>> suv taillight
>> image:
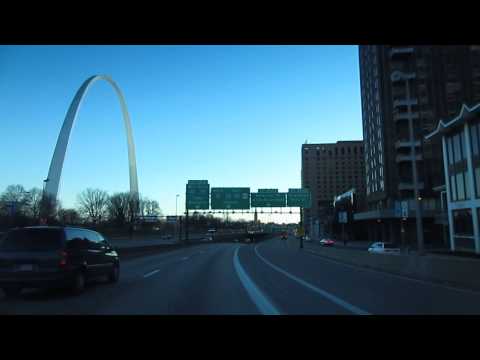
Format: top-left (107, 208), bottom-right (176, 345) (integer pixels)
top-left (59, 251), bottom-right (68, 267)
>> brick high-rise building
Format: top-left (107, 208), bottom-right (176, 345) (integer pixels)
top-left (356, 45), bottom-right (480, 246)
top-left (302, 141), bottom-right (366, 238)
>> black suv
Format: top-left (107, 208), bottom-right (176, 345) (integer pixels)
top-left (0, 226), bottom-right (120, 297)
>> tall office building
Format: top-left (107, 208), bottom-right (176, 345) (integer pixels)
top-left (357, 45), bottom-right (480, 245)
top-left (302, 141), bottom-right (366, 238)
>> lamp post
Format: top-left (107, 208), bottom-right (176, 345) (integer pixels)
top-left (175, 194), bottom-right (179, 242)
top-left (393, 70), bottom-right (425, 255)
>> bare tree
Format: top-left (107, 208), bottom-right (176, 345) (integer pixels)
top-left (24, 187), bottom-right (43, 219)
top-left (0, 184), bottom-right (29, 215)
top-left (144, 199), bottom-right (161, 216)
top-left (58, 208), bottom-right (81, 225)
top-left (107, 192), bottom-right (130, 226)
top-left (77, 188), bottom-right (109, 224)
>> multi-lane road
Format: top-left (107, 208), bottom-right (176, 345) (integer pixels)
top-left (1, 237), bottom-right (480, 315)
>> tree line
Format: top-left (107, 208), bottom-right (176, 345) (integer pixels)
top-left (0, 184), bottom-right (162, 229)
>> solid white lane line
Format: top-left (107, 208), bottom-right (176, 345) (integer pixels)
top-left (143, 269), bottom-right (161, 278)
top-left (254, 244), bottom-right (371, 315)
top-left (233, 246), bottom-right (281, 315)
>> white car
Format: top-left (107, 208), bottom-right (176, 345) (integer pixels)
top-left (368, 242), bottom-right (400, 255)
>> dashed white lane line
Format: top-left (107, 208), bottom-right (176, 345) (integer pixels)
top-left (181, 257), bottom-right (189, 261)
top-left (254, 244), bottom-right (371, 315)
top-left (143, 269), bottom-right (161, 278)
top-left (233, 246), bottom-right (281, 315)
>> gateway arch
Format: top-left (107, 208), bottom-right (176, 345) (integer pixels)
top-left (45, 75), bottom-right (139, 200)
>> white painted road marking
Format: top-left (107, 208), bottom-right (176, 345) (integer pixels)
top-left (143, 269), bottom-right (161, 278)
top-left (181, 257), bottom-right (189, 261)
top-left (233, 246), bottom-right (281, 315)
top-left (254, 244), bottom-right (371, 315)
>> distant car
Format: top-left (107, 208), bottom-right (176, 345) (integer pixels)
top-left (368, 242), bottom-right (400, 255)
top-left (304, 235), bottom-right (311, 242)
top-left (319, 238), bottom-right (335, 246)
top-left (0, 226), bottom-right (120, 298)
top-left (281, 232), bottom-right (288, 240)
top-left (203, 235), bottom-right (213, 242)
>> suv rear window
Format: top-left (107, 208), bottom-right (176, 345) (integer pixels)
top-left (0, 228), bottom-right (64, 252)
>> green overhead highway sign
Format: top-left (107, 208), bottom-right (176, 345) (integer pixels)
top-left (186, 180), bottom-right (210, 210)
top-left (211, 187), bottom-right (250, 209)
top-left (287, 188), bottom-right (311, 208)
top-left (258, 189), bottom-right (278, 193)
top-left (251, 192), bottom-right (286, 207)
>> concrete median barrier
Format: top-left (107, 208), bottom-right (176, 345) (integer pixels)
top-left (306, 244), bottom-right (480, 291)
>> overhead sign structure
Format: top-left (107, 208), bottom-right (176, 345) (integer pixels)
top-left (211, 187), bottom-right (250, 209)
top-left (287, 188), bottom-right (312, 208)
top-left (251, 191), bottom-right (286, 207)
top-left (186, 180), bottom-right (209, 210)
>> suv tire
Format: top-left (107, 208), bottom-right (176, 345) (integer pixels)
top-left (107, 264), bottom-right (120, 283)
top-left (71, 271), bottom-right (86, 295)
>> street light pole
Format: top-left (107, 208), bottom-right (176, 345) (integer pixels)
top-left (175, 194), bottom-right (179, 243)
top-left (405, 77), bottom-right (425, 255)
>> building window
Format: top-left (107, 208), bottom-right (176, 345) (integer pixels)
top-left (451, 174), bottom-right (457, 201)
top-left (471, 123), bottom-right (480, 157)
top-left (453, 133), bottom-right (462, 163)
top-left (465, 172), bottom-right (471, 200)
top-left (475, 167), bottom-right (480, 198)
top-left (453, 210), bottom-right (473, 236)
top-left (456, 172), bottom-right (466, 201)
top-left (447, 136), bottom-right (454, 165)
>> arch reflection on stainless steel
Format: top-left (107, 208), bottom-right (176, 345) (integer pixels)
top-left (45, 75), bottom-right (139, 200)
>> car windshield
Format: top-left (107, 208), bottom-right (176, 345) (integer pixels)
top-left (0, 229), bottom-right (63, 252)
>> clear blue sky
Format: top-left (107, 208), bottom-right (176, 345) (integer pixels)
top-left (0, 45), bottom-right (362, 222)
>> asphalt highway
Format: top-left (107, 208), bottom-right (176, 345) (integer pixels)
top-left (1, 237), bottom-right (480, 315)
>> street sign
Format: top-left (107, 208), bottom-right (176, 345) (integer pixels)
top-left (401, 201), bottom-right (409, 218)
top-left (251, 192), bottom-right (286, 207)
top-left (338, 211), bottom-right (348, 223)
top-left (211, 187), bottom-right (250, 209)
top-left (166, 216), bottom-right (178, 224)
top-left (186, 180), bottom-right (210, 210)
top-left (287, 188), bottom-right (311, 208)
